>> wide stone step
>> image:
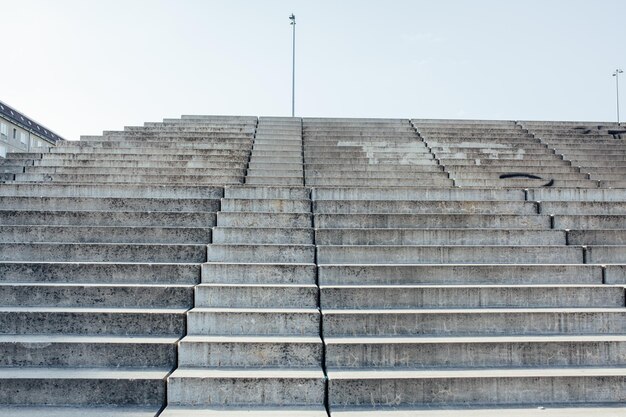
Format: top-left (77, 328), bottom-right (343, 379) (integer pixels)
top-left (555, 215), bottom-right (626, 229)
top-left (24, 166), bottom-right (246, 176)
top-left (220, 200), bottom-right (308, 215)
top-left (313, 200), bottom-right (537, 214)
top-left (13, 173), bottom-right (244, 185)
top-left (0, 210), bottom-right (215, 227)
top-left (29, 153), bottom-right (250, 162)
top-left (0, 184), bottom-right (224, 199)
top-left (0, 242), bottom-right (206, 263)
top-left (304, 164), bottom-right (443, 172)
top-left (305, 171), bottom-right (447, 179)
top-left (587, 246), bottom-right (626, 263)
top-left (322, 308), bottom-right (626, 336)
top-left (0, 196), bottom-right (220, 212)
top-left (569, 230), bottom-right (626, 245)
top-left (167, 368), bottom-right (325, 407)
top-left (540, 201), bottom-right (626, 215)
top-left (207, 244), bottom-right (314, 263)
top-left (316, 245), bottom-right (582, 264)
top-left (0, 225), bottom-right (212, 244)
top-left (201, 263), bottom-right (316, 285)
top-left (195, 284), bottom-right (318, 308)
top-left (187, 308), bottom-right (320, 335)
top-left (306, 178), bottom-right (452, 187)
top-left (439, 159), bottom-right (567, 167)
top-left (0, 334), bottom-right (177, 367)
top-left (33, 159), bottom-right (244, 169)
top-left (452, 172), bottom-right (587, 181)
top-left (320, 284), bottom-right (623, 308)
top-left (0, 283), bottom-right (192, 308)
top-left (0, 367), bottom-right (168, 406)
top-left (315, 228), bottom-right (564, 245)
top-left (325, 335), bottom-right (626, 368)
top-left (453, 179), bottom-right (596, 188)
top-left (0, 405), bottom-right (160, 416)
top-left (177, 335), bottom-right (322, 368)
top-left (0, 307), bottom-right (186, 335)
top-left (245, 177), bottom-right (304, 186)
top-left (312, 187), bottom-right (525, 201)
top-left (217, 212), bottom-right (312, 228)
top-left (528, 188), bottom-right (626, 202)
top-left (212, 227), bottom-right (313, 244)
top-left (160, 406), bottom-right (327, 416)
top-left (327, 367), bottom-right (626, 408)
top-left (314, 213), bottom-right (549, 229)
top-left (0, 262), bottom-right (200, 284)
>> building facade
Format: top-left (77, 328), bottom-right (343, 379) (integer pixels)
top-left (0, 100), bottom-right (64, 157)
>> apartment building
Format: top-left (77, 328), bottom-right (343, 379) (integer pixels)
top-left (0, 100), bottom-right (63, 157)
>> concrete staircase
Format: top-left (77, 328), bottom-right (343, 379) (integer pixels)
top-left (1, 116), bottom-right (626, 415)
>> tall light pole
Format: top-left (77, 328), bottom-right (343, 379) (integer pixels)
top-left (289, 13), bottom-right (296, 117)
top-left (614, 68), bottom-right (624, 125)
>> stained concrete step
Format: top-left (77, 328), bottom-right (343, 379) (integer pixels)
top-left (313, 200), bottom-right (537, 214)
top-left (224, 186), bottom-right (309, 200)
top-left (0, 262), bottom-right (201, 285)
top-left (327, 367), bottom-right (626, 408)
top-left (245, 177), bottom-right (304, 186)
top-left (319, 264), bottom-right (602, 286)
top-left (201, 263), bottom-right (316, 285)
top-left (0, 183), bottom-right (224, 199)
top-left (320, 285), bottom-right (623, 308)
top-left (0, 405), bottom-right (161, 416)
top-left (312, 187), bottom-right (525, 201)
top-left (27, 153), bottom-right (250, 162)
top-left (316, 245), bottom-right (582, 264)
top-left (187, 308), bottom-right (320, 335)
top-left (0, 196), bottom-right (221, 212)
top-left (439, 159), bottom-right (568, 167)
top-left (195, 284), bottom-right (317, 308)
top-left (0, 367), bottom-right (168, 406)
top-left (217, 212), bottom-right (312, 228)
top-left (0, 210), bottom-right (216, 227)
top-left (177, 335), bottom-right (322, 368)
top-left (453, 179), bottom-right (597, 188)
top-left (314, 213), bottom-right (550, 229)
top-left (325, 335), bottom-right (626, 368)
top-left (167, 368), bottom-right (325, 407)
top-left (221, 198), bottom-right (310, 213)
top-left (0, 307), bottom-right (186, 335)
top-left (555, 215), bottom-right (626, 229)
top-left (322, 308), bottom-right (626, 336)
top-left (528, 188), bottom-right (626, 202)
top-left (0, 226), bottom-right (212, 244)
top-left (451, 172), bottom-right (588, 181)
top-left (207, 244), bottom-right (314, 263)
top-left (0, 283), bottom-right (192, 308)
top-left (33, 159), bottom-right (244, 169)
top-left (304, 164), bottom-right (443, 172)
top-left (329, 406), bottom-right (626, 416)
top-left (306, 178), bottom-right (452, 187)
top-left (212, 227), bottom-right (313, 244)
top-left (305, 171), bottom-right (447, 179)
top-left (13, 173), bottom-right (244, 185)
top-left (569, 230), bottom-right (626, 245)
top-left (539, 201), bottom-right (626, 215)
top-left (0, 334), bottom-right (178, 367)
top-left (24, 166), bottom-right (246, 176)
top-left (587, 246), bottom-right (626, 263)
top-left (315, 228), bottom-right (564, 245)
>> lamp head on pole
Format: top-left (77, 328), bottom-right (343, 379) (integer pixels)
top-left (614, 69), bottom-right (624, 77)
top-left (289, 13), bottom-right (296, 25)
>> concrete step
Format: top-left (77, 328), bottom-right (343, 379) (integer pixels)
top-left (305, 178), bottom-right (452, 187)
top-left (0, 225), bottom-right (212, 244)
top-left (312, 187), bottom-right (525, 201)
top-left (587, 246), bottom-right (626, 263)
top-left (0, 196), bottom-right (220, 212)
top-left (439, 159), bottom-right (568, 167)
top-left (177, 335), bottom-right (322, 368)
top-left (314, 213), bottom-right (549, 229)
top-left (322, 308), bottom-right (626, 336)
top-left (0, 183), bottom-right (224, 199)
top-left (0, 242), bottom-right (206, 263)
top-left (327, 367), bottom-right (626, 408)
top-left (312, 200), bottom-right (537, 214)
top-left (328, 406), bottom-right (626, 416)
top-left (305, 171), bottom-right (448, 179)
top-left (0, 283), bottom-right (192, 308)
top-left (451, 172), bottom-right (587, 181)
top-left (0, 405), bottom-right (161, 416)
top-left (207, 244), bottom-right (314, 263)
top-left (317, 264), bottom-right (601, 285)
top-left (245, 177), bottom-right (304, 186)
top-left (246, 169), bottom-right (304, 177)
top-left (221, 198), bottom-right (310, 213)
top-left (217, 212), bottom-right (312, 228)
top-left (0, 367), bottom-right (168, 406)
top-left (201, 263), bottom-right (316, 285)
top-left (569, 230), bottom-right (626, 245)
top-left (30, 153), bottom-right (250, 162)
top-left (320, 285), bottom-right (623, 308)
top-left (0, 307), bottom-right (186, 335)
top-left (0, 334), bottom-right (177, 367)
top-left (304, 164), bottom-right (443, 172)
top-left (24, 166), bottom-right (246, 176)
top-left (540, 201), bottom-right (626, 215)
top-left (224, 186), bottom-right (309, 200)
top-left (453, 179), bottom-right (596, 188)
top-left (248, 163), bottom-right (303, 170)
top-left (160, 406), bottom-right (327, 416)
top-left (187, 308), bottom-right (320, 335)
top-left (212, 227), bottom-right (313, 244)
top-left (195, 284), bottom-right (318, 308)
top-left (528, 188), bottom-right (626, 202)
top-left (167, 368), bottom-right (325, 407)
top-left (325, 335), bottom-right (626, 368)
top-left (0, 210), bottom-right (215, 227)
top-left (33, 159), bottom-right (244, 169)
top-left (315, 229), bottom-right (565, 245)
top-left (0, 262), bottom-right (200, 284)
top-left (12, 173), bottom-right (244, 185)
top-left (555, 215), bottom-right (626, 229)
top-left (316, 245), bottom-right (582, 264)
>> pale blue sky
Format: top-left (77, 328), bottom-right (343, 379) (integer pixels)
top-left (2, 0), bottom-right (625, 140)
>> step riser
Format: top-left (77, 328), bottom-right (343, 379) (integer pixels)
top-left (212, 228), bottom-right (313, 244)
top-left (195, 286), bottom-right (318, 308)
top-left (207, 246), bottom-right (314, 263)
top-left (314, 214), bottom-right (549, 229)
top-left (0, 212), bottom-right (216, 227)
top-left (187, 311), bottom-right (320, 336)
top-left (217, 213), bottom-right (311, 228)
top-left (202, 264), bottom-right (316, 285)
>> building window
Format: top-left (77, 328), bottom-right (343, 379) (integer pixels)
top-left (12, 128), bottom-right (16, 140)
top-left (0, 145), bottom-right (6, 158)
top-left (20, 131), bottom-right (27, 144)
top-left (0, 123), bottom-right (7, 138)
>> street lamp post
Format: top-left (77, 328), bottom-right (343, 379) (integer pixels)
top-left (613, 68), bottom-right (624, 125)
top-left (289, 13), bottom-right (296, 117)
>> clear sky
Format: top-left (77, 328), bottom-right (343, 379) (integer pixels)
top-left (2, 0), bottom-right (625, 140)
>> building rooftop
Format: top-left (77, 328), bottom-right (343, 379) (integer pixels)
top-left (0, 99), bottom-right (65, 143)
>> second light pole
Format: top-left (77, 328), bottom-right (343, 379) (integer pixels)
top-left (289, 13), bottom-right (296, 117)
top-left (614, 68), bottom-right (623, 125)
